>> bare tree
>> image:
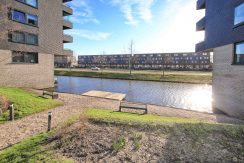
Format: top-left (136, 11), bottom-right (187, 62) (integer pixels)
top-left (128, 40), bottom-right (135, 75)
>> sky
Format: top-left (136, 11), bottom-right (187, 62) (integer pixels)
top-left (64, 0), bottom-right (205, 56)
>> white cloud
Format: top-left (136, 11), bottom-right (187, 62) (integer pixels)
top-left (67, 0), bottom-right (100, 25)
top-left (66, 29), bottom-right (112, 41)
top-left (111, 0), bottom-right (156, 26)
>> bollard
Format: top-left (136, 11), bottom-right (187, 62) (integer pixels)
top-left (47, 112), bottom-right (52, 132)
top-left (9, 104), bottom-right (14, 121)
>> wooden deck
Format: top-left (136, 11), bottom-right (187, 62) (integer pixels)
top-left (82, 90), bottom-right (126, 101)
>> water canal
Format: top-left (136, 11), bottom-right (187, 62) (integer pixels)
top-left (56, 76), bottom-right (212, 113)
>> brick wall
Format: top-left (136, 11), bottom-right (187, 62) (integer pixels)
top-left (0, 0), bottom-right (64, 55)
top-left (0, 50), bottom-right (54, 89)
top-left (213, 44), bottom-right (244, 119)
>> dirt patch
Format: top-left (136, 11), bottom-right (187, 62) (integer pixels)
top-left (49, 121), bottom-right (244, 163)
top-left (0, 95), bottom-right (10, 115)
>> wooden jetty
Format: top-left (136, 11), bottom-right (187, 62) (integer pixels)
top-left (82, 90), bottom-right (126, 101)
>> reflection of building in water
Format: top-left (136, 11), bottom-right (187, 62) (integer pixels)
top-left (78, 52), bottom-right (212, 70)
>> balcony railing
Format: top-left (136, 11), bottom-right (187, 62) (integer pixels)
top-left (63, 4), bottom-right (73, 16)
top-left (196, 17), bottom-right (205, 31)
top-left (197, 0), bottom-right (206, 10)
top-left (63, 49), bottom-right (73, 56)
top-left (63, 34), bottom-right (73, 43)
top-left (63, 0), bottom-right (72, 3)
top-left (63, 19), bottom-right (73, 30)
top-left (195, 41), bottom-right (205, 52)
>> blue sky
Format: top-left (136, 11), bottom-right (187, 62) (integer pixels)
top-left (65, 0), bottom-right (205, 56)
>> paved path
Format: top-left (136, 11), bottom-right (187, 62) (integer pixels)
top-left (0, 92), bottom-right (243, 150)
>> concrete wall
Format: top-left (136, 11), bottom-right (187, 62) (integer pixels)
top-left (196, 0), bottom-right (244, 52)
top-left (213, 44), bottom-right (244, 119)
top-left (0, 50), bottom-right (54, 89)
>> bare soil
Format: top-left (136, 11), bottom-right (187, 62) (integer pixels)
top-left (50, 121), bottom-right (244, 163)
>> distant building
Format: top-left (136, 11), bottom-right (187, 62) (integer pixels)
top-left (54, 50), bottom-right (73, 68)
top-left (196, 0), bottom-right (244, 119)
top-left (78, 52), bottom-right (212, 70)
top-left (0, 0), bottom-right (73, 88)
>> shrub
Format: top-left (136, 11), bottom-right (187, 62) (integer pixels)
top-left (0, 95), bottom-right (10, 115)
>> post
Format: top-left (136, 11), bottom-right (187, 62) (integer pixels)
top-left (47, 112), bottom-right (52, 132)
top-left (9, 104), bottom-right (14, 121)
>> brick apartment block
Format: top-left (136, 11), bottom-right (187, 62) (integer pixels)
top-left (0, 0), bottom-right (73, 88)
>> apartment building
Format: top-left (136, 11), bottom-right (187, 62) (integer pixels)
top-left (196, 0), bottom-right (244, 119)
top-left (0, 0), bottom-right (73, 88)
top-left (78, 52), bottom-right (212, 70)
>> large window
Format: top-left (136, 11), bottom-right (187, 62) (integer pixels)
top-left (235, 42), bottom-right (244, 64)
top-left (12, 10), bottom-right (26, 24)
top-left (235, 3), bottom-right (244, 25)
top-left (26, 33), bottom-right (38, 45)
top-left (11, 32), bottom-right (25, 43)
top-left (12, 51), bottom-right (38, 63)
top-left (16, 0), bottom-right (38, 8)
top-left (11, 10), bottom-right (38, 27)
top-left (10, 31), bottom-right (38, 45)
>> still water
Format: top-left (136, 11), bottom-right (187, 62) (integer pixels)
top-left (56, 76), bottom-right (212, 113)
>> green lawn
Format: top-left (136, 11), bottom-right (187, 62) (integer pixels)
top-left (86, 108), bottom-right (210, 125)
top-left (86, 109), bottom-right (244, 142)
top-left (55, 69), bottom-right (212, 84)
top-left (0, 87), bottom-right (63, 123)
top-left (0, 131), bottom-right (72, 163)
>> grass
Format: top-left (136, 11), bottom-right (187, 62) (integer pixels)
top-left (85, 108), bottom-right (210, 125)
top-left (1, 109), bottom-right (243, 162)
top-left (0, 128), bottom-right (74, 163)
top-left (86, 109), bottom-right (244, 142)
top-left (132, 133), bottom-right (143, 150)
top-left (0, 87), bottom-right (63, 123)
top-left (112, 137), bottom-right (126, 152)
top-left (55, 69), bottom-right (212, 84)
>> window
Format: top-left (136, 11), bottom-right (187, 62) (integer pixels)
top-left (235, 42), bottom-right (244, 64)
top-left (10, 31), bottom-right (38, 45)
top-left (26, 33), bottom-right (38, 45)
top-left (26, 14), bottom-right (38, 26)
top-left (235, 3), bottom-right (244, 25)
top-left (11, 32), bottom-right (25, 43)
top-left (12, 10), bottom-right (26, 23)
top-left (16, 0), bottom-right (38, 8)
top-left (12, 51), bottom-right (38, 63)
top-left (11, 10), bottom-right (38, 27)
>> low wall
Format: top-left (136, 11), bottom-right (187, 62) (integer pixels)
top-left (0, 50), bottom-right (54, 89)
top-left (213, 44), bottom-right (244, 119)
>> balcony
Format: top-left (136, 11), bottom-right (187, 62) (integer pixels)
top-left (197, 0), bottom-right (206, 10)
top-left (195, 41), bottom-right (205, 52)
top-left (63, 49), bottom-right (73, 56)
top-left (63, 34), bottom-right (73, 43)
top-left (63, 0), bottom-right (72, 3)
top-left (196, 17), bottom-right (205, 31)
top-left (63, 5), bottom-right (73, 16)
top-left (63, 19), bottom-right (73, 30)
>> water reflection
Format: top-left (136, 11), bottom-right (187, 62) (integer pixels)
top-left (56, 76), bottom-right (212, 113)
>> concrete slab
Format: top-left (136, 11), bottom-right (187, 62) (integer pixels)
top-left (82, 90), bottom-right (126, 101)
